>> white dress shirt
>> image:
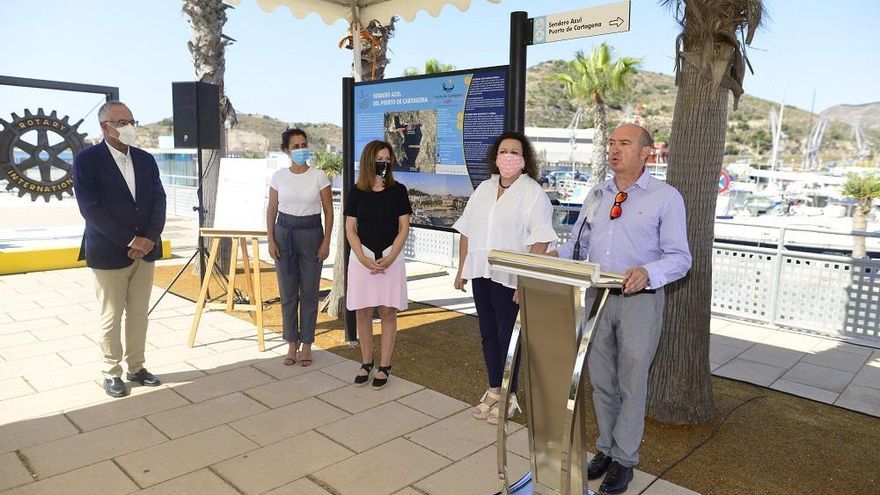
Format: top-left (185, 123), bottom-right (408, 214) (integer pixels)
top-left (453, 174), bottom-right (557, 288)
top-left (105, 141), bottom-right (136, 201)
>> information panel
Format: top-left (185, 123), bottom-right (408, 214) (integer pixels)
top-left (353, 66), bottom-right (508, 229)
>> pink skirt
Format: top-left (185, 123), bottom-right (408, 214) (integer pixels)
top-left (346, 247), bottom-right (408, 311)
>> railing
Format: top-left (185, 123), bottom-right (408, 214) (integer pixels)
top-left (164, 172), bottom-right (880, 347)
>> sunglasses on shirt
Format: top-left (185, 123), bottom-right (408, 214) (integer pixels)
top-left (610, 191), bottom-right (628, 220)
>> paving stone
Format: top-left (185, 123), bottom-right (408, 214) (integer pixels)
top-left (713, 358), bottom-right (787, 387)
top-left (264, 478), bottom-right (334, 495)
top-left (0, 353), bottom-right (69, 381)
top-left (230, 397), bottom-right (349, 446)
top-left (67, 386), bottom-right (191, 431)
top-left (135, 468), bottom-right (240, 495)
top-left (779, 362), bottom-right (855, 393)
top-left (244, 369), bottom-right (347, 409)
top-left (737, 343), bottom-right (805, 369)
top-left (253, 348), bottom-right (344, 380)
top-left (0, 317), bottom-right (66, 336)
top-left (0, 414), bottom-right (79, 454)
top-left (396, 388), bottom-right (469, 419)
top-left (0, 452), bottom-right (33, 492)
top-left (0, 332), bottom-right (39, 349)
top-left (836, 384), bottom-right (880, 416)
top-left (213, 430), bottom-right (353, 494)
top-left (770, 379), bottom-right (840, 404)
top-left (406, 409), bottom-right (523, 461)
top-left (1, 335), bottom-right (93, 362)
top-left (313, 438), bottom-right (450, 495)
top-left (319, 379), bottom-right (424, 414)
top-left (148, 392), bottom-right (268, 438)
top-left (0, 377), bottom-right (34, 400)
top-left (318, 401), bottom-right (435, 452)
top-left (414, 444), bottom-right (530, 495)
top-left (22, 418), bottom-right (166, 478)
top-left (170, 366), bottom-right (274, 403)
top-left (115, 425), bottom-right (258, 487)
top-left (0, 381), bottom-right (105, 424)
top-left (25, 361), bottom-right (104, 391)
top-left (850, 361), bottom-right (880, 390)
top-left (1, 461), bottom-right (137, 495)
top-left (801, 347), bottom-right (871, 373)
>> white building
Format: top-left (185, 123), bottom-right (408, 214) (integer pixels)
top-left (524, 126), bottom-right (595, 169)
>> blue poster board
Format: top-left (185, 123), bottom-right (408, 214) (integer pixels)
top-left (353, 66), bottom-right (509, 230)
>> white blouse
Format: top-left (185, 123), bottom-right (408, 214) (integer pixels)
top-left (453, 174), bottom-right (557, 288)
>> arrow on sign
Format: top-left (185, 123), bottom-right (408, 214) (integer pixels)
top-left (609, 16), bottom-right (624, 27)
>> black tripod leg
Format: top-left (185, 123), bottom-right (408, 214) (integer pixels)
top-left (148, 249), bottom-right (200, 315)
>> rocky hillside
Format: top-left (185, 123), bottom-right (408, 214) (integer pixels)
top-left (139, 60), bottom-right (877, 165)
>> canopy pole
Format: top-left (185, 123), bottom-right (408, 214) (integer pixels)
top-left (351, 4), bottom-right (363, 81)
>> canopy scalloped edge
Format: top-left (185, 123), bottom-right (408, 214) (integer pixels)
top-left (226, 0), bottom-right (503, 25)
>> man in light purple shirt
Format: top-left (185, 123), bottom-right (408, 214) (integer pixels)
top-left (549, 124), bottom-right (691, 494)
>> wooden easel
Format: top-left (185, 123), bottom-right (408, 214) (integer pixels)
top-left (188, 228), bottom-right (268, 351)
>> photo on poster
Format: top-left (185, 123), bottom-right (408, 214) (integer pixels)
top-left (395, 172), bottom-right (473, 228)
top-left (384, 110), bottom-right (437, 173)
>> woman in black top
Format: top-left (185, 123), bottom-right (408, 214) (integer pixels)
top-left (344, 140), bottom-right (413, 389)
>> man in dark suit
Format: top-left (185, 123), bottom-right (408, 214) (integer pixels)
top-left (73, 101), bottom-right (166, 398)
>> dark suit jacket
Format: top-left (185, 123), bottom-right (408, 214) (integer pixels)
top-left (73, 141), bottom-right (167, 269)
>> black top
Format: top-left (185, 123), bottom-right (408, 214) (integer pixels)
top-left (344, 183), bottom-right (413, 255)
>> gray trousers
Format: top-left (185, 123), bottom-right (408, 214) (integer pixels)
top-left (587, 288), bottom-right (665, 467)
top-left (274, 213), bottom-right (323, 344)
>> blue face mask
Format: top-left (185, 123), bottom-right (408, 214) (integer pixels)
top-left (290, 148), bottom-right (310, 164)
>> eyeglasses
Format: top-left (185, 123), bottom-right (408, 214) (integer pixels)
top-left (610, 191), bottom-right (628, 220)
top-left (101, 119), bottom-right (139, 127)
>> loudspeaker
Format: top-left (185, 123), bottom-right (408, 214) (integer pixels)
top-left (172, 81), bottom-right (221, 149)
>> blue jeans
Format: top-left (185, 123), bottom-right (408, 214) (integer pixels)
top-left (274, 213), bottom-right (323, 344)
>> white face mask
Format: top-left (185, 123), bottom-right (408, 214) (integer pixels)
top-left (113, 124), bottom-right (137, 146)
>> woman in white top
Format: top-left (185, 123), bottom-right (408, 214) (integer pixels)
top-left (267, 128), bottom-right (333, 367)
top-left (452, 131), bottom-right (557, 424)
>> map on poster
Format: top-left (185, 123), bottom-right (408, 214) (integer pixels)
top-left (353, 66), bottom-right (508, 230)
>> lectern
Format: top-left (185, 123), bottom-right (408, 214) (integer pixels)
top-left (487, 250), bottom-right (623, 495)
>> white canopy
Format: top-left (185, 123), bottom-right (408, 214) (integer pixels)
top-left (226, 0), bottom-right (503, 24)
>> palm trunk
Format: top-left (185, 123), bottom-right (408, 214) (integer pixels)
top-left (326, 200), bottom-right (346, 318)
top-left (183, 0), bottom-right (235, 274)
top-left (647, 61), bottom-right (718, 423)
top-left (852, 201), bottom-right (869, 258)
top-left (591, 94), bottom-right (607, 185)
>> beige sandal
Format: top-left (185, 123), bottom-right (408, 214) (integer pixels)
top-left (471, 390), bottom-right (500, 419)
top-left (487, 393), bottom-right (521, 425)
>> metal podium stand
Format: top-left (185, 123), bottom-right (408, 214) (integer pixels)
top-left (487, 250), bottom-right (623, 495)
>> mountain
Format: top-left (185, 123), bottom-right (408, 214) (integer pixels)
top-left (821, 102), bottom-right (880, 131)
top-left (138, 60), bottom-right (878, 165)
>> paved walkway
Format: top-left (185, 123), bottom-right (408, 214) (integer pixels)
top-left (0, 263), bottom-right (695, 495)
top-left (402, 260), bottom-right (880, 418)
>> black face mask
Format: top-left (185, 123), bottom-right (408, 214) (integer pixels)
top-left (375, 160), bottom-right (391, 178)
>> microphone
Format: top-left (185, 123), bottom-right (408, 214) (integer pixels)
top-left (572, 188), bottom-right (603, 261)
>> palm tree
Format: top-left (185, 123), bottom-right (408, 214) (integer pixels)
top-left (554, 43), bottom-right (640, 184)
top-left (648, 0), bottom-right (764, 424)
top-left (341, 18), bottom-right (397, 81)
top-left (182, 0), bottom-right (237, 273)
top-left (403, 58), bottom-right (457, 76)
top-left (325, 17), bottom-right (396, 320)
top-left (843, 173), bottom-right (880, 258)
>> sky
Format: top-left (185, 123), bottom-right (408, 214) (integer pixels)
top-left (2, 0), bottom-right (878, 140)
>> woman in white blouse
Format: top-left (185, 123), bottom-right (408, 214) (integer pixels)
top-left (452, 131), bottom-right (557, 424)
top-left (267, 128), bottom-right (333, 368)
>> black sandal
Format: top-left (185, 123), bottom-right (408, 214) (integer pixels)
top-left (371, 365), bottom-right (392, 389)
top-left (354, 362), bottom-right (374, 386)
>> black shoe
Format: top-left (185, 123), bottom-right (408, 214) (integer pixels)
top-left (587, 451), bottom-right (613, 480)
top-left (104, 377), bottom-right (129, 398)
top-left (354, 362), bottom-right (374, 386)
top-left (371, 365), bottom-right (392, 390)
top-left (599, 461), bottom-right (633, 494)
top-left (126, 368), bottom-right (161, 386)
